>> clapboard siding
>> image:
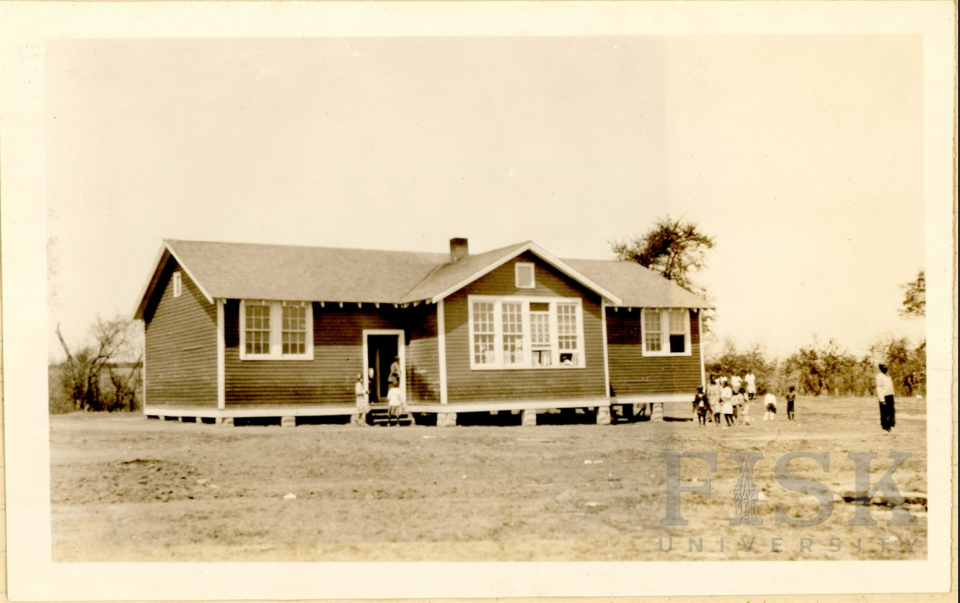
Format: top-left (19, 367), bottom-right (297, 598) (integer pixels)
top-left (224, 303), bottom-right (419, 405)
top-left (606, 308), bottom-right (703, 396)
top-left (405, 305), bottom-right (440, 403)
top-left (444, 252), bottom-right (606, 402)
top-left (143, 259), bottom-right (217, 406)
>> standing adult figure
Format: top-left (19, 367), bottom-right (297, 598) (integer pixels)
top-left (707, 376), bottom-right (721, 425)
top-left (720, 381), bottom-right (734, 428)
top-left (876, 363), bottom-right (896, 432)
top-left (745, 372), bottom-right (757, 400)
top-left (389, 355), bottom-right (401, 387)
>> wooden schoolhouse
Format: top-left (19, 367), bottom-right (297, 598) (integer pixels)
top-left (133, 238), bottom-right (711, 426)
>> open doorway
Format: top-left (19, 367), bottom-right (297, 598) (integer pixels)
top-left (363, 330), bottom-right (404, 403)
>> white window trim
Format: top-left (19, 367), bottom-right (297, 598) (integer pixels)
top-left (467, 295), bottom-right (586, 370)
top-left (641, 308), bottom-right (692, 357)
top-left (172, 271), bottom-right (182, 298)
top-left (515, 262), bottom-right (536, 289)
top-left (239, 300), bottom-right (314, 361)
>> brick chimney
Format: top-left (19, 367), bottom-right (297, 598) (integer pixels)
top-left (449, 238), bottom-right (469, 263)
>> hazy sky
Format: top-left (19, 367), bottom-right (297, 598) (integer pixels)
top-left (45, 36), bottom-right (924, 360)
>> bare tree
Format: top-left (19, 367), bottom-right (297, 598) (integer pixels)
top-left (54, 316), bottom-right (142, 412)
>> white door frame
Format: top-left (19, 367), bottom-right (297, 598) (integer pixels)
top-left (362, 329), bottom-right (406, 399)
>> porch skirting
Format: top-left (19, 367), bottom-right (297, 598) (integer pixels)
top-left (144, 393), bottom-right (693, 422)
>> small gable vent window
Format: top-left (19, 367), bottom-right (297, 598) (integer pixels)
top-left (515, 263), bottom-right (535, 289)
top-left (240, 300), bottom-right (314, 360)
top-left (172, 272), bottom-right (182, 298)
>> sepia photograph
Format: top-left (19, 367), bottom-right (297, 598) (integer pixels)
top-left (1, 1), bottom-right (955, 600)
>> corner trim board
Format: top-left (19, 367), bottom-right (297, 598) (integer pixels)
top-left (438, 299), bottom-right (448, 404)
top-left (216, 299), bottom-right (225, 409)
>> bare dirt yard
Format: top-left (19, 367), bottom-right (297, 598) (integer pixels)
top-left (50, 396), bottom-right (927, 562)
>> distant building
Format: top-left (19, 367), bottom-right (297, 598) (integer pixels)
top-left (133, 238), bottom-right (711, 426)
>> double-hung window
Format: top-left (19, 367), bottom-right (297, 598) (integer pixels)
top-left (468, 296), bottom-right (585, 369)
top-left (501, 301), bottom-right (524, 366)
top-left (240, 300), bottom-right (314, 360)
top-left (529, 302), bottom-right (552, 366)
top-left (642, 308), bottom-right (691, 356)
top-left (472, 301), bottom-right (496, 366)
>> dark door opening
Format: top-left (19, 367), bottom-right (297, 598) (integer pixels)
top-left (367, 334), bottom-right (400, 403)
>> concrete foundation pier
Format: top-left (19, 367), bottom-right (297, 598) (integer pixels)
top-left (436, 412), bottom-right (457, 427)
top-left (521, 409), bottom-right (538, 426)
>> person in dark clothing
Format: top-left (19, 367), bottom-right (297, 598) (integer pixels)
top-left (876, 363), bottom-right (896, 432)
top-left (693, 387), bottom-right (709, 426)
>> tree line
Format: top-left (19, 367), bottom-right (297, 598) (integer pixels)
top-left (616, 217), bottom-right (926, 398)
top-left (705, 336), bottom-right (926, 398)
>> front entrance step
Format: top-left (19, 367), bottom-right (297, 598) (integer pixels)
top-left (367, 406), bottom-right (415, 427)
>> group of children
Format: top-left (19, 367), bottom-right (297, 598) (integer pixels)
top-left (693, 374), bottom-right (797, 427)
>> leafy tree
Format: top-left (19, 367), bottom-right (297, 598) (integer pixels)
top-left (612, 216), bottom-right (716, 297)
top-left (900, 269), bottom-right (925, 317)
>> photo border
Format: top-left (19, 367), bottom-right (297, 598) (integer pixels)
top-left (1, 1), bottom-right (955, 600)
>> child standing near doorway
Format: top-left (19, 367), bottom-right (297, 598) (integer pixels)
top-left (354, 374), bottom-right (370, 426)
top-left (387, 375), bottom-right (404, 426)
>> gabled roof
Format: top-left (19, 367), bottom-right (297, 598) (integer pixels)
top-left (399, 241), bottom-right (622, 305)
top-left (134, 238), bottom-right (711, 320)
top-left (564, 259), bottom-right (714, 309)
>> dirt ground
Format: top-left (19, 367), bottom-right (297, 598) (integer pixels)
top-left (50, 396), bottom-right (927, 562)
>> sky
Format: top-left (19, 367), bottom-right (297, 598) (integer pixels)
top-left (44, 35), bottom-right (925, 361)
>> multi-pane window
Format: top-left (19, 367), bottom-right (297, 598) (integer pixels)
top-left (669, 309), bottom-right (687, 354)
top-left (469, 297), bottom-right (584, 369)
top-left (244, 303), bottom-right (272, 356)
top-left (643, 309), bottom-right (662, 353)
top-left (529, 302), bottom-right (552, 366)
top-left (642, 308), bottom-right (691, 356)
top-left (240, 300), bottom-right (313, 360)
top-left (557, 303), bottom-right (579, 365)
top-left (282, 305), bottom-right (307, 355)
top-left (501, 302), bottom-right (524, 365)
top-left (473, 301), bottom-right (496, 366)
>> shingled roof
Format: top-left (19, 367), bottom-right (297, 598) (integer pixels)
top-left (563, 259), bottom-right (711, 309)
top-left (135, 238), bottom-right (711, 319)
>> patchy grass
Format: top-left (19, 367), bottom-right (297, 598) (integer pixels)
top-left (50, 396), bottom-right (926, 561)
